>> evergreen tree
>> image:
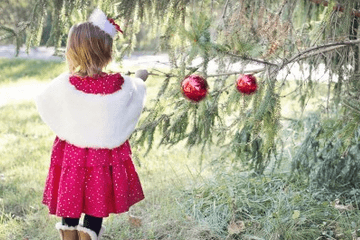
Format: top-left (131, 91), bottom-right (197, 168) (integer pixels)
top-left (4, 0), bottom-right (360, 185)
top-left (0, 0), bottom-right (38, 56)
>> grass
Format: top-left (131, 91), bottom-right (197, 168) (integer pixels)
top-left (0, 58), bottom-right (67, 84)
top-left (0, 101), bottom-right (215, 240)
top-left (177, 169), bottom-right (360, 239)
top-left (0, 58), bottom-right (360, 240)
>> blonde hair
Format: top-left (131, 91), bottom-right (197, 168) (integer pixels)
top-left (65, 22), bottom-right (113, 77)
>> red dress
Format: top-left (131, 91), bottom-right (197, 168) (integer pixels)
top-left (42, 72), bottom-right (145, 218)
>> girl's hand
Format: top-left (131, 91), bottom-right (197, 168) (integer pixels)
top-left (135, 69), bottom-right (149, 82)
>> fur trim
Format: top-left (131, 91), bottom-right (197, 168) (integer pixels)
top-left (98, 225), bottom-right (105, 239)
top-left (88, 8), bottom-right (117, 38)
top-left (34, 72), bottom-right (146, 149)
top-left (55, 221), bottom-right (78, 231)
top-left (77, 224), bottom-right (106, 240)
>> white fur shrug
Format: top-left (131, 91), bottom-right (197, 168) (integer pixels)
top-left (34, 72), bottom-right (146, 149)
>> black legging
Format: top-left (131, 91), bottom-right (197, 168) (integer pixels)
top-left (62, 214), bottom-right (103, 236)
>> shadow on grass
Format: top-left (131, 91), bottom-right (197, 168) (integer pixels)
top-left (0, 58), bottom-right (66, 84)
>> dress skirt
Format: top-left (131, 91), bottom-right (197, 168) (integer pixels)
top-left (42, 137), bottom-right (144, 218)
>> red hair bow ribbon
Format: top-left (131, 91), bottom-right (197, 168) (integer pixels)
top-left (108, 18), bottom-right (123, 34)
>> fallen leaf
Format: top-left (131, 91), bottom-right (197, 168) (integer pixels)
top-left (228, 220), bottom-right (245, 235)
top-left (128, 214), bottom-right (142, 228)
top-left (292, 210), bottom-right (300, 219)
top-left (334, 199), bottom-right (354, 211)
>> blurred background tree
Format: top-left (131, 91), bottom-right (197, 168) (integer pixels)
top-left (0, 0), bottom-right (37, 56)
top-left (2, 0), bottom-right (360, 198)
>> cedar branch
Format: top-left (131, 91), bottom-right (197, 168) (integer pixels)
top-left (207, 69), bottom-right (265, 78)
top-left (283, 39), bottom-right (360, 67)
top-left (129, 41), bottom-right (360, 79)
top-left (126, 68), bottom-right (265, 79)
top-left (342, 100), bottom-right (360, 115)
top-left (225, 52), bottom-right (278, 67)
top-left (0, 25), bottom-right (16, 36)
top-left (0, 33), bottom-right (15, 41)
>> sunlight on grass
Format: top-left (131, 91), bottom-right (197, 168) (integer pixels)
top-left (0, 58), bottom-right (67, 84)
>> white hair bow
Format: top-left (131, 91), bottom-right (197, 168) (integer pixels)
top-left (88, 8), bottom-right (122, 38)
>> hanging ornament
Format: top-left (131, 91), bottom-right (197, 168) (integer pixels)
top-left (236, 74), bottom-right (258, 94)
top-left (181, 75), bottom-right (209, 102)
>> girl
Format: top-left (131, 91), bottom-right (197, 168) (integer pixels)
top-left (35, 8), bottom-right (148, 240)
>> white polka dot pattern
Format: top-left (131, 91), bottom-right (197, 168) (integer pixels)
top-left (41, 73), bottom-right (144, 218)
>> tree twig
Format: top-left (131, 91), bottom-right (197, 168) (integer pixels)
top-left (277, 0), bottom-right (288, 16)
top-left (0, 25), bottom-right (16, 36)
top-left (224, 36), bottom-right (360, 71)
top-left (129, 40), bottom-right (360, 80)
top-left (225, 52), bottom-right (278, 67)
top-left (0, 33), bottom-right (15, 41)
top-left (282, 39), bottom-right (360, 67)
top-left (342, 100), bottom-right (360, 115)
top-left (124, 71), bottom-right (159, 76)
top-left (221, 0), bottom-right (230, 19)
top-left (134, 113), bottom-right (174, 132)
top-left (207, 69), bottom-right (265, 78)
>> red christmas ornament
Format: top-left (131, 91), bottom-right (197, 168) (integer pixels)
top-left (236, 74), bottom-right (258, 94)
top-left (181, 75), bottom-right (209, 102)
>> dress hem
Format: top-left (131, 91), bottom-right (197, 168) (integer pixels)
top-left (41, 196), bottom-right (145, 218)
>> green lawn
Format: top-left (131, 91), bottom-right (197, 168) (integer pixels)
top-left (0, 101), bottom-right (209, 240)
top-left (0, 58), bottom-right (360, 240)
top-left (0, 58), bottom-right (67, 84)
